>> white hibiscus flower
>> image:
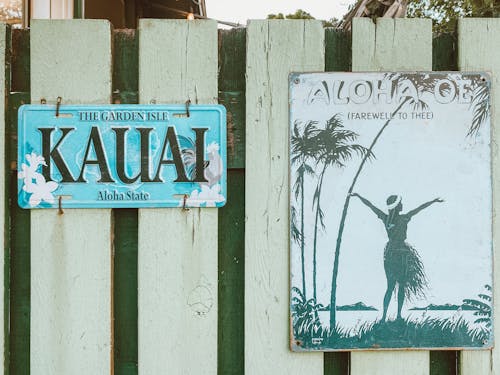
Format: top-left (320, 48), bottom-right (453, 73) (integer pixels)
top-left (181, 184), bottom-right (225, 208)
top-left (18, 152), bottom-right (59, 207)
top-left (23, 173), bottom-right (58, 207)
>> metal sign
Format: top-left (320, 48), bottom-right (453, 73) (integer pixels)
top-left (289, 72), bottom-right (492, 351)
top-left (18, 104), bottom-right (226, 209)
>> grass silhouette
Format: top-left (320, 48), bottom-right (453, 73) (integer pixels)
top-left (294, 316), bottom-right (490, 350)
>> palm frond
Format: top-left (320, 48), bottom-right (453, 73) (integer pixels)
top-left (304, 163), bottom-right (315, 176)
top-left (291, 120), bottom-right (321, 164)
top-left (318, 205), bottom-right (326, 230)
top-left (462, 283), bottom-right (492, 334)
top-left (292, 286), bottom-right (305, 302)
top-left (478, 294), bottom-right (491, 302)
top-left (474, 317), bottom-right (492, 327)
top-left (313, 184), bottom-right (321, 208)
top-left (463, 299), bottom-right (490, 311)
top-left (410, 99), bottom-right (429, 112)
top-left (293, 167), bottom-right (305, 200)
top-left (466, 79), bottom-right (490, 137)
top-left (291, 206), bottom-right (303, 245)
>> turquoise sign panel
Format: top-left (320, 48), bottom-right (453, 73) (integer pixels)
top-left (289, 72), bottom-right (493, 351)
top-left (18, 104), bottom-right (226, 208)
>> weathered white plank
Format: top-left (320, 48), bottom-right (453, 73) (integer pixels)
top-left (245, 20), bottom-right (324, 374)
top-left (0, 23), bottom-right (6, 375)
top-left (461, 350), bottom-right (492, 375)
top-left (458, 18), bottom-right (500, 375)
top-left (350, 17), bottom-right (432, 375)
top-left (352, 18), bottom-right (432, 72)
top-left (351, 351), bottom-right (429, 375)
top-left (138, 19), bottom-right (218, 375)
top-left (30, 20), bottom-right (112, 374)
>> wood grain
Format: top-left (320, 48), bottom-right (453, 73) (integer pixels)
top-left (245, 20), bottom-right (324, 375)
top-left (137, 19), bottom-right (218, 375)
top-left (0, 23), bottom-right (6, 375)
top-left (218, 29), bottom-right (246, 375)
top-left (30, 20), bottom-right (112, 374)
top-left (350, 18), bottom-right (432, 375)
top-left (458, 18), bottom-right (500, 375)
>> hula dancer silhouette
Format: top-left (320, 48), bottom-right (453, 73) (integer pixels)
top-left (350, 193), bottom-right (443, 321)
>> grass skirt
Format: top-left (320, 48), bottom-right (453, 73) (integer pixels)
top-left (384, 241), bottom-right (428, 300)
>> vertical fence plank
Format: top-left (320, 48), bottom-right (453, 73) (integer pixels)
top-left (113, 29), bottom-right (139, 375)
top-left (0, 23), bottom-right (8, 375)
top-left (218, 169), bottom-right (245, 375)
top-left (430, 351), bottom-right (458, 375)
top-left (113, 209), bottom-right (138, 375)
top-left (431, 32), bottom-right (459, 375)
top-left (137, 19), bottom-right (218, 375)
top-left (8, 93), bottom-right (30, 375)
top-left (350, 18), bottom-right (432, 375)
top-left (218, 28), bottom-right (246, 375)
top-left (30, 20), bottom-right (113, 374)
top-left (325, 28), bottom-right (351, 72)
top-left (245, 20), bottom-right (324, 375)
top-left (324, 28), bottom-right (351, 375)
top-left (432, 33), bottom-right (457, 72)
top-left (8, 28), bottom-right (30, 375)
top-left (458, 18), bottom-right (499, 375)
top-left (218, 28), bottom-right (246, 170)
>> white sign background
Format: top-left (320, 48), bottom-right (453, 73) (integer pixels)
top-left (290, 72), bottom-right (492, 350)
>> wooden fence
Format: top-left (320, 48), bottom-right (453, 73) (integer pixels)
top-left (1, 17), bottom-right (498, 375)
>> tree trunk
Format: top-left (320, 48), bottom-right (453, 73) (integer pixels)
top-left (329, 100), bottom-right (406, 330)
top-left (300, 177), bottom-right (306, 298)
top-left (312, 164), bottom-right (327, 302)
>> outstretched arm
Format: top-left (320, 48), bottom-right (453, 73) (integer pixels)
top-left (407, 198), bottom-right (444, 218)
top-left (351, 193), bottom-right (386, 220)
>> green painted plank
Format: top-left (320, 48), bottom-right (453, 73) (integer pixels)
top-left (218, 28), bottom-right (246, 375)
top-left (218, 169), bottom-right (245, 375)
top-left (219, 29), bottom-right (245, 92)
top-left (430, 351), bottom-right (458, 375)
top-left (113, 209), bottom-right (138, 375)
top-left (11, 29), bottom-right (29, 93)
top-left (112, 29), bottom-right (139, 375)
top-left (432, 33), bottom-right (457, 71)
top-left (324, 352), bottom-right (349, 375)
top-left (8, 94), bottom-right (31, 375)
top-left (8, 27), bottom-right (30, 375)
top-left (323, 28), bottom-right (351, 375)
top-left (218, 28), bottom-right (246, 169)
top-left (113, 29), bottom-right (138, 95)
top-left (325, 28), bottom-right (351, 72)
top-left (431, 31), bottom-right (458, 375)
top-left (8, 160), bottom-right (30, 375)
top-left (73, 0), bottom-right (83, 19)
top-left (3, 24), bottom-right (11, 375)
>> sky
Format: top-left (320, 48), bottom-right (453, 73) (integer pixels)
top-left (206, 0), bottom-right (356, 25)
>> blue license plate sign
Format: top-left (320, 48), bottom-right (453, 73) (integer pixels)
top-left (18, 104), bottom-right (227, 209)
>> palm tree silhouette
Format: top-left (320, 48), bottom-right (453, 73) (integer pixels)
top-left (309, 115), bottom-right (371, 303)
top-left (328, 73), bottom-right (491, 331)
top-left (291, 120), bottom-right (317, 298)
